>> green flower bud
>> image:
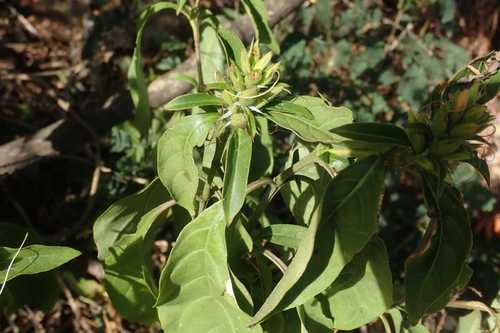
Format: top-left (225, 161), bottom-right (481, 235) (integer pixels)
top-left (407, 123), bottom-right (429, 154)
top-left (431, 107), bottom-right (449, 136)
top-left (231, 113), bottom-right (247, 129)
top-left (462, 105), bottom-right (488, 123)
top-left (449, 123), bottom-right (480, 139)
top-left (415, 157), bottom-right (437, 174)
top-left (254, 51), bottom-right (273, 71)
top-left (429, 139), bottom-right (463, 156)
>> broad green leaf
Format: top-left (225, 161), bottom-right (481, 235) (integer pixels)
top-left (164, 93), bottom-right (226, 111)
top-left (223, 129), bottom-right (253, 223)
top-left (251, 156), bottom-right (385, 324)
top-left (218, 29), bottom-right (246, 69)
top-left (156, 203), bottom-right (262, 332)
top-left (129, 2), bottom-right (177, 136)
top-left (241, 0), bottom-right (279, 54)
top-left (303, 237), bottom-right (393, 331)
top-left (0, 224), bottom-right (61, 313)
top-left (200, 20), bottom-right (226, 84)
top-left (103, 201), bottom-right (173, 323)
top-left (292, 96), bottom-right (353, 132)
top-left (265, 96), bottom-right (353, 144)
top-left (253, 158), bottom-right (385, 322)
top-left (261, 224), bottom-right (307, 249)
top-left (157, 113), bottom-right (219, 214)
top-left (93, 179), bottom-right (169, 260)
top-left (330, 122), bottom-right (411, 146)
top-left (0, 245), bottom-right (80, 282)
top-left (457, 310), bottom-right (481, 333)
top-left (405, 184), bottom-right (472, 324)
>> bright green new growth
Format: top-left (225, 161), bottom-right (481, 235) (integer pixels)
top-left (90, 0), bottom-right (500, 332)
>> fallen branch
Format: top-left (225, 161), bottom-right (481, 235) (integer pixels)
top-left (0, 0), bottom-right (305, 176)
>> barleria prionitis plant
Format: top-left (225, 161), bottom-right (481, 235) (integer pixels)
top-left (93, 0), bottom-right (500, 331)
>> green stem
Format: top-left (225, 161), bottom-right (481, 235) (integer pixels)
top-left (189, 11), bottom-right (204, 91)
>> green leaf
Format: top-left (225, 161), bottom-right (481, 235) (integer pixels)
top-left (251, 156), bottom-right (385, 324)
top-left (386, 308), bottom-right (431, 333)
top-left (405, 183), bottom-right (472, 324)
top-left (223, 129), bottom-right (253, 223)
top-left (156, 202), bottom-right (262, 332)
top-left (241, 0), bottom-right (279, 54)
top-left (0, 245), bottom-right (80, 282)
top-left (457, 310), bottom-right (481, 333)
top-left (103, 201), bottom-right (173, 324)
top-left (465, 155), bottom-right (490, 186)
top-left (164, 93), bottom-right (226, 110)
top-left (157, 113), bottom-right (219, 214)
top-left (330, 122), bottom-right (411, 146)
top-left (200, 20), bottom-right (226, 84)
top-left (303, 237), bottom-right (393, 331)
top-left (280, 144), bottom-right (348, 227)
top-left (264, 110), bottom-right (336, 144)
top-left (0, 224), bottom-right (61, 313)
top-left (218, 29), bottom-right (246, 69)
top-left (265, 96), bottom-right (353, 144)
top-left (261, 224), bottom-right (307, 249)
top-left (93, 178), bottom-right (169, 260)
top-left (291, 96), bottom-right (353, 131)
top-left (129, 2), bottom-right (177, 136)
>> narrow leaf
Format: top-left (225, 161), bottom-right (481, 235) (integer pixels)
top-left (176, 0), bottom-right (187, 15)
top-left (129, 2), bottom-right (177, 136)
top-left (241, 0), bottom-right (280, 54)
top-left (157, 114), bottom-right (218, 214)
top-left (218, 29), bottom-right (246, 68)
top-left (164, 93), bottom-right (226, 111)
top-left (223, 129), bottom-right (253, 223)
top-left (330, 122), bottom-right (411, 146)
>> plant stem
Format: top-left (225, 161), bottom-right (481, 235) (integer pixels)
top-left (261, 248), bottom-right (287, 274)
top-left (189, 10), bottom-right (204, 91)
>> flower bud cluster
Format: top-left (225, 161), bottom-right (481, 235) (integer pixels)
top-left (407, 66), bottom-right (497, 175)
top-left (216, 42), bottom-right (286, 132)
